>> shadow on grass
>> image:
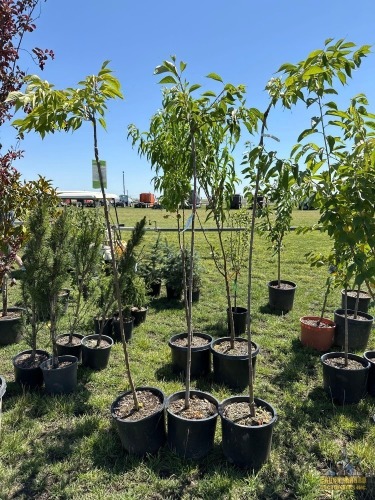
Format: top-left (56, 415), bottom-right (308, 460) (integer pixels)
top-left (149, 297), bottom-right (185, 312)
top-left (259, 303), bottom-right (288, 316)
top-left (271, 337), bottom-right (320, 388)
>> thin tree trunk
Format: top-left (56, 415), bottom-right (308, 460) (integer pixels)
top-left (92, 116), bottom-right (139, 410)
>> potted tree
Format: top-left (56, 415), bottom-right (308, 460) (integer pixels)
top-left (13, 199), bottom-right (54, 388)
top-left (83, 267), bottom-right (115, 369)
top-left (130, 276), bottom-right (149, 326)
top-left (218, 95), bottom-right (279, 469)
top-left (0, 0), bottom-right (54, 346)
top-left (56, 206), bottom-right (105, 361)
top-left (138, 233), bottom-right (164, 297)
top-left (225, 208), bottom-right (251, 335)
top-left (299, 273), bottom-right (336, 352)
top-left (10, 63), bottom-right (166, 454)
top-left (0, 164), bottom-right (52, 346)
top-left (276, 41), bottom-right (372, 403)
top-left (38, 208), bottom-right (79, 395)
top-left (129, 58), bottom-right (243, 457)
top-left (260, 161), bottom-right (297, 313)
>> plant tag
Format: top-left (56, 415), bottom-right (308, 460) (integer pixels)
top-left (182, 214), bottom-right (193, 232)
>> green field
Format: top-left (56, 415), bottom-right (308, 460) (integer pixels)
top-left (1, 208), bottom-right (374, 499)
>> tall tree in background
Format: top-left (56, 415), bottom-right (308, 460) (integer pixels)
top-left (0, 0), bottom-right (54, 316)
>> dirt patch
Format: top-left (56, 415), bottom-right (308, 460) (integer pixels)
top-left (113, 390), bottom-right (163, 421)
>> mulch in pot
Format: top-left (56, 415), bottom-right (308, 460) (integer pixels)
top-left (171, 336), bottom-right (210, 348)
top-left (168, 395), bottom-right (217, 420)
top-left (222, 401), bottom-right (273, 426)
top-left (84, 338), bottom-right (111, 349)
top-left (300, 318), bottom-right (332, 328)
top-left (213, 340), bottom-right (254, 356)
top-left (112, 390), bottom-right (163, 421)
top-left (323, 357), bottom-right (365, 370)
top-left (14, 352), bottom-right (48, 369)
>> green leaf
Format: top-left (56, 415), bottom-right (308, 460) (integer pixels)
top-left (154, 64), bottom-right (169, 75)
top-left (297, 128), bottom-right (316, 142)
top-left (202, 90), bottom-right (216, 97)
top-left (337, 70), bottom-right (347, 85)
top-left (302, 66), bottom-right (326, 77)
top-left (158, 76), bottom-right (177, 85)
top-left (189, 84), bottom-right (201, 93)
top-left (179, 61), bottom-right (187, 73)
top-left (327, 135), bottom-right (335, 153)
top-left (206, 72), bottom-right (223, 83)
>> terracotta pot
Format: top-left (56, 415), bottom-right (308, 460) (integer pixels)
top-left (300, 316), bottom-right (335, 351)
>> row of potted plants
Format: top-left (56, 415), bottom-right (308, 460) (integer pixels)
top-left (4, 39), bottom-right (374, 470)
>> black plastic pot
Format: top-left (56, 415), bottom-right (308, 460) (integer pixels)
top-left (227, 306), bottom-right (248, 336)
top-left (111, 386), bottom-right (166, 456)
top-left (268, 280), bottom-right (297, 312)
top-left (341, 289), bottom-right (371, 314)
top-left (81, 334), bottom-right (113, 370)
top-left (166, 285), bottom-right (182, 300)
top-left (166, 390), bottom-right (219, 459)
top-left (333, 309), bottom-right (373, 351)
top-left (131, 307), bottom-right (148, 326)
top-left (0, 375), bottom-right (6, 398)
top-left (148, 281), bottom-right (161, 297)
top-left (210, 337), bottom-right (259, 390)
top-left (94, 317), bottom-right (113, 338)
top-left (13, 349), bottom-right (50, 388)
top-left (112, 316), bottom-right (134, 343)
top-left (40, 355), bottom-right (78, 395)
top-left (168, 332), bottom-right (212, 377)
top-left (56, 333), bottom-right (84, 362)
top-left (364, 351), bottom-right (375, 397)
top-left (321, 352), bottom-right (370, 404)
top-left (219, 396), bottom-right (277, 470)
top-left (0, 307), bottom-right (24, 345)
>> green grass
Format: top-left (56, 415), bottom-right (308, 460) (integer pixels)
top-left (1, 207), bottom-right (375, 499)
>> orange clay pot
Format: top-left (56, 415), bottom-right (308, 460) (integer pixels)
top-left (300, 316), bottom-right (335, 352)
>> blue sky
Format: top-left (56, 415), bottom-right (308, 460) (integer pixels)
top-left (2, 0), bottom-right (375, 198)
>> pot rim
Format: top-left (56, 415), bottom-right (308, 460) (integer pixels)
top-left (363, 351), bottom-right (375, 364)
top-left (227, 306), bottom-right (248, 314)
top-left (168, 332), bottom-right (213, 351)
top-left (111, 386), bottom-right (165, 422)
top-left (81, 334), bottom-right (114, 348)
top-left (210, 336), bottom-right (259, 359)
top-left (333, 308), bottom-right (374, 322)
top-left (321, 351), bottom-right (370, 371)
top-left (12, 349), bottom-right (50, 368)
top-left (300, 316), bottom-right (336, 328)
top-left (166, 389), bottom-right (219, 422)
top-left (40, 355), bottom-right (78, 371)
top-left (56, 333), bottom-right (84, 341)
top-left (267, 279), bottom-right (297, 289)
top-left (219, 396), bottom-right (277, 428)
top-left (0, 375), bottom-right (6, 398)
top-left (340, 289), bottom-right (371, 298)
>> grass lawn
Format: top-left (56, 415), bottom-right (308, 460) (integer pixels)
top-left (1, 207), bottom-right (374, 499)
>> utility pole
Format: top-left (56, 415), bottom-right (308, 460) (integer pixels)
top-left (122, 170), bottom-right (125, 196)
